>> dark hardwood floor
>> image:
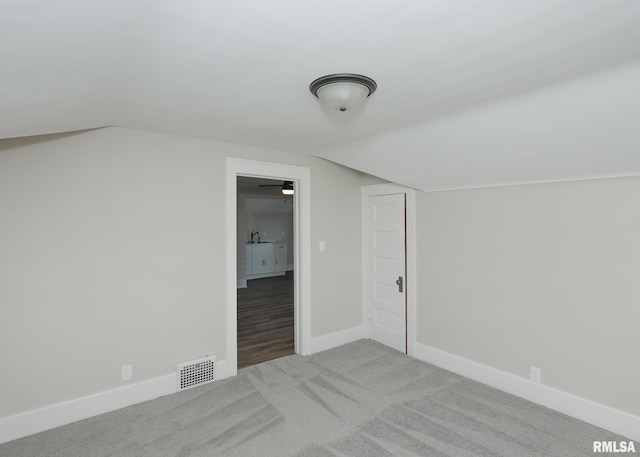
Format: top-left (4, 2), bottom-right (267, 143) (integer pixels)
top-left (237, 271), bottom-right (294, 368)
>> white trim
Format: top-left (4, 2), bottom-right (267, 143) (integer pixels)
top-left (414, 342), bottom-right (640, 442)
top-left (236, 279), bottom-right (247, 288)
top-left (0, 360), bottom-right (234, 445)
top-left (361, 184), bottom-right (417, 357)
top-left (0, 375), bottom-right (173, 445)
top-left (0, 360), bottom-right (233, 445)
top-left (245, 272), bottom-right (286, 280)
top-left (226, 159), bottom-right (312, 376)
top-left (310, 325), bottom-right (367, 354)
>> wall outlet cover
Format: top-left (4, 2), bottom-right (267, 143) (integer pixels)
top-left (530, 366), bottom-right (541, 384)
top-left (122, 364), bottom-right (133, 381)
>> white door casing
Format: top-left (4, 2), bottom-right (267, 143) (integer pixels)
top-left (367, 193), bottom-right (407, 352)
top-left (226, 158), bottom-right (311, 377)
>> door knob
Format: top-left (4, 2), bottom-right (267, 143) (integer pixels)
top-left (396, 276), bottom-right (403, 293)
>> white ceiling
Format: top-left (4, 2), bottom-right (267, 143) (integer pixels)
top-left (2, 1), bottom-right (640, 191)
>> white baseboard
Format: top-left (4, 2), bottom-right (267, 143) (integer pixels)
top-left (414, 342), bottom-right (640, 442)
top-left (310, 325), bottom-right (367, 354)
top-left (245, 271), bottom-right (285, 280)
top-left (7, 341), bottom-right (636, 445)
top-left (0, 359), bottom-right (233, 445)
top-left (237, 279), bottom-right (247, 288)
top-left (0, 374), bottom-right (175, 445)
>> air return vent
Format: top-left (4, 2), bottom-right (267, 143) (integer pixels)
top-left (176, 355), bottom-right (216, 391)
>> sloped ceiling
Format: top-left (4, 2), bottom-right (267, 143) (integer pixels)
top-left (2, 1), bottom-right (640, 191)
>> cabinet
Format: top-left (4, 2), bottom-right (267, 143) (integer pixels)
top-left (251, 243), bottom-right (274, 274)
top-left (274, 243), bottom-right (287, 272)
top-left (244, 243), bottom-right (287, 279)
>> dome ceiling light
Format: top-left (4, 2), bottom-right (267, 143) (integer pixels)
top-left (309, 73), bottom-right (377, 112)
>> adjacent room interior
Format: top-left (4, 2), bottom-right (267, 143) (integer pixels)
top-left (236, 176), bottom-right (295, 368)
top-left (1, 1), bottom-right (639, 452)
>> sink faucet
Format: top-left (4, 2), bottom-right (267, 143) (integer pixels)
top-left (250, 231), bottom-right (259, 243)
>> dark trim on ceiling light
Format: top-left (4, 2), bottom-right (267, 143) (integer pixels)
top-left (309, 73), bottom-right (377, 99)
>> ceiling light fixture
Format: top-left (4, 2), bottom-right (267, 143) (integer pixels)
top-left (309, 73), bottom-right (377, 112)
top-left (281, 181), bottom-right (294, 195)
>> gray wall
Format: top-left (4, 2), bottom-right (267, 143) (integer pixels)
top-left (7, 124), bottom-right (634, 426)
top-left (416, 177), bottom-right (640, 416)
top-left (0, 127), bottom-right (369, 418)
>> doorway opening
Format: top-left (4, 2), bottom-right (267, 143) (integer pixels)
top-left (225, 158), bottom-right (311, 378)
top-left (236, 177), bottom-right (295, 368)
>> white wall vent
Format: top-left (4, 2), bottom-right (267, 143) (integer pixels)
top-left (176, 355), bottom-right (216, 391)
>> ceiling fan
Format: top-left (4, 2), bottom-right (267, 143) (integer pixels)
top-left (258, 181), bottom-right (294, 195)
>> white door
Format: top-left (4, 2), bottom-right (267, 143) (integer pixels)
top-left (367, 193), bottom-right (406, 352)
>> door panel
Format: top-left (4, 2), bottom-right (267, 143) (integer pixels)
top-left (368, 193), bottom-right (406, 352)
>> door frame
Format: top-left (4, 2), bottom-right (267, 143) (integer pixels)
top-left (226, 158), bottom-right (311, 377)
top-left (362, 183), bottom-right (417, 356)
